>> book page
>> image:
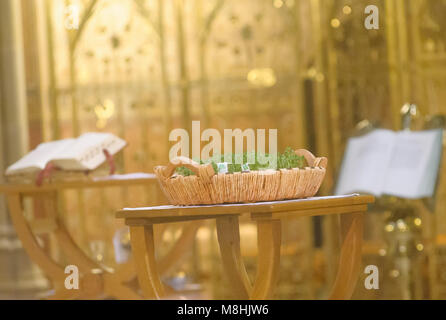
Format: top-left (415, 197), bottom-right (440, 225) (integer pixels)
top-left (382, 129), bottom-right (443, 199)
top-left (51, 132), bottom-right (126, 171)
top-left (5, 139), bottom-right (76, 175)
top-left (335, 129), bottom-right (396, 196)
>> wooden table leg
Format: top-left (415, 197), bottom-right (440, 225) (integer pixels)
top-left (129, 225), bottom-right (165, 299)
top-left (6, 193), bottom-right (67, 290)
top-left (216, 216), bottom-right (281, 300)
top-left (216, 216), bottom-right (252, 299)
top-left (329, 212), bottom-right (364, 300)
top-left (251, 219), bottom-right (281, 300)
top-left (107, 222), bottom-right (200, 300)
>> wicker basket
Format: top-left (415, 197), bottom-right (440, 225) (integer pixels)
top-left (154, 149), bottom-right (327, 206)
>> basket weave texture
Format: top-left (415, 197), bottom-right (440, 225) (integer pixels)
top-left (154, 149), bottom-right (327, 206)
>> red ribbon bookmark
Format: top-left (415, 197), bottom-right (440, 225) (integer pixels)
top-left (103, 149), bottom-right (116, 175)
top-left (35, 162), bottom-right (57, 186)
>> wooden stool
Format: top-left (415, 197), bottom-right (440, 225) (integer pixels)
top-left (117, 194), bottom-right (374, 299)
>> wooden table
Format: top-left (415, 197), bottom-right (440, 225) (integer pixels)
top-left (0, 173), bottom-right (201, 299)
top-left (117, 194), bottom-right (374, 300)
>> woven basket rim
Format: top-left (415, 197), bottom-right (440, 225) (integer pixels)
top-left (166, 166), bottom-right (324, 179)
top-left (156, 149), bottom-right (327, 182)
top-left (154, 149), bottom-right (328, 206)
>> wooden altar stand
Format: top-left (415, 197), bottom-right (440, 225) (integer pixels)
top-left (117, 194), bottom-right (374, 300)
top-left (0, 173), bottom-right (199, 299)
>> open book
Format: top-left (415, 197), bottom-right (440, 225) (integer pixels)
top-left (335, 128), bottom-right (443, 199)
top-left (6, 132), bottom-right (127, 176)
